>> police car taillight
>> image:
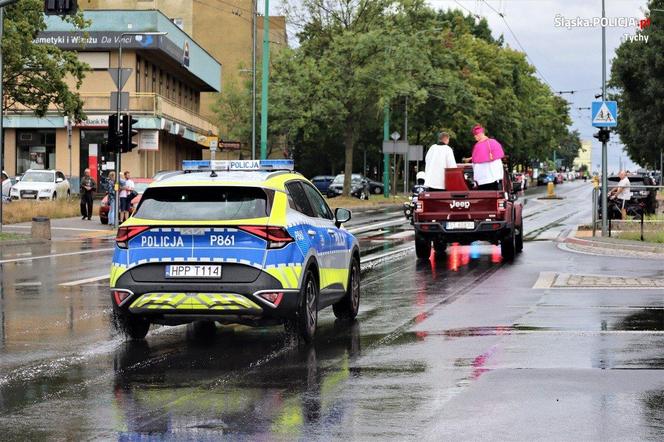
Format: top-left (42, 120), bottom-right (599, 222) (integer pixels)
top-left (258, 292), bottom-right (284, 306)
top-left (239, 226), bottom-right (293, 249)
top-left (116, 226), bottom-right (150, 249)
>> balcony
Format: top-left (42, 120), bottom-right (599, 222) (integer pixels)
top-left (79, 92), bottom-right (217, 135)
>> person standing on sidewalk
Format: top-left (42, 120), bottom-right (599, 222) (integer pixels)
top-left (103, 171), bottom-right (116, 226)
top-left (609, 170), bottom-right (632, 219)
top-left (119, 171), bottom-right (135, 223)
top-left (424, 132), bottom-right (457, 191)
top-left (80, 168), bottom-right (96, 220)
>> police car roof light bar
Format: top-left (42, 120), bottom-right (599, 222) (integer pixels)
top-left (182, 159), bottom-right (294, 172)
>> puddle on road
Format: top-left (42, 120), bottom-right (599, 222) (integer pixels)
top-left (613, 308), bottom-right (664, 332)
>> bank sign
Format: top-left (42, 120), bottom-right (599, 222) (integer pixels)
top-left (34, 32), bottom-right (186, 68)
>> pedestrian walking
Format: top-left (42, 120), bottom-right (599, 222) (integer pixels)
top-left (119, 171), bottom-right (135, 222)
top-left (80, 168), bottom-right (96, 220)
top-left (424, 131), bottom-right (457, 191)
top-left (463, 125), bottom-right (505, 190)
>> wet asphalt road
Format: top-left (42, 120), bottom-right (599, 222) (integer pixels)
top-left (2, 181), bottom-right (664, 440)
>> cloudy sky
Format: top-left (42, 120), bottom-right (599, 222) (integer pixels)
top-left (274, 0), bottom-right (649, 172)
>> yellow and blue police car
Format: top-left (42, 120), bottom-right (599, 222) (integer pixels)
top-left (110, 160), bottom-right (360, 342)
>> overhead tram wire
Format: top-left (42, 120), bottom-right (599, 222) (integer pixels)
top-left (480, 0), bottom-right (553, 90)
top-left (193, 0), bottom-right (286, 42)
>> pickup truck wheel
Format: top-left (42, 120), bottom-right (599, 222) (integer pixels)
top-left (333, 257), bottom-right (360, 320)
top-left (501, 229), bottom-right (516, 261)
top-left (415, 233), bottom-right (432, 259)
top-left (433, 240), bottom-right (447, 255)
top-left (515, 222), bottom-right (524, 253)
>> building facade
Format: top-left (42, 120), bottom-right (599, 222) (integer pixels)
top-left (4, 10), bottom-right (221, 183)
top-left (84, 0), bottom-right (288, 153)
top-left (573, 140), bottom-right (593, 170)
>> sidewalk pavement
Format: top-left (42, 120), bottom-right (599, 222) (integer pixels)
top-left (2, 216), bottom-right (115, 241)
top-left (563, 228), bottom-right (664, 259)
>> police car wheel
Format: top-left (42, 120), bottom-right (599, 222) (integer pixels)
top-left (286, 269), bottom-right (319, 342)
top-left (333, 257), bottom-right (360, 320)
top-left (112, 305), bottom-right (150, 340)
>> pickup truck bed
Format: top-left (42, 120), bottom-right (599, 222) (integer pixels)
top-left (413, 165), bottom-right (523, 260)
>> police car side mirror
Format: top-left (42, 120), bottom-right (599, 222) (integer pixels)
top-left (335, 207), bottom-right (351, 227)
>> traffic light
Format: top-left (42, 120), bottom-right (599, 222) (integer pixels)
top-left (593, 128), bottom-right (610, 143)
top-left (107, 114), bottom-right (120, 152)
top-left (121, 114), bottom-right (138, 153)
top-left (44, 0), bottom-right (78, 15)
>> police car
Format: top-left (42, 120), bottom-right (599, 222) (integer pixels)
top-left (110, 160), bottom-right (360, 342)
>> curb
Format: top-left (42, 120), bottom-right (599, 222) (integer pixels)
top-left (563, 236), bottom-right (664, 255)
top-left (0, 238), bottom-right (49, 247)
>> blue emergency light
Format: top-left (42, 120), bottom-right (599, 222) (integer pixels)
top-left (182, 159), bottom-right (294, 172)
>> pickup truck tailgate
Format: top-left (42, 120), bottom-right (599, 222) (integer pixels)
top-left (416, 191), bottom-right (504, 221)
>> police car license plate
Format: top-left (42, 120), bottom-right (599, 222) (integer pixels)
top-left (165, 265), bottom-right (222, 279)
top-left (446, 221), bottom-right (475, 230)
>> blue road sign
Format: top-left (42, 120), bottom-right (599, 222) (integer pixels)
top-left (592, 101), bottom-right (617, 127)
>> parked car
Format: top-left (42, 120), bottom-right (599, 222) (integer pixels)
top-left (537, 173), bottom-right (555, 186)
top-left (2, 170), bottom-right (10, 198)
top-left (100, 178), bottom-right (153, 225)
top-left (366, 178), bottom-right (385, 194)
top-left (602, 174), bottom-right (657, 215)
top-left (310, 175), bottom-right (335, 194)
top-left (326, 174), bottom-right (372, 200)
top-left (10, 169), bottom-right (70, 200)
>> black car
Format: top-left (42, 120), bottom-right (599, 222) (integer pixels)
top-left (310, 175), bottom-right (335, 194)
top-left (366, 178), bottom-right (384, 194)
top-left (598, 174), bottom-right (657, 217)
top-left (327, 174), bottom-right (371, 199)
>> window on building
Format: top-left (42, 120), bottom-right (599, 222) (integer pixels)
top-left (144, 59), bottom-right (149, 92)
top-left (158, 69), bottom-right (163, 95)
top-left (166, 74), bottom-right (170, 100)
top-left (151, 64), bottom-right (157, 93)
top-left (136, 56), bottom-right (141, 92)
top-left (78, 52), bottom-right (109, 70)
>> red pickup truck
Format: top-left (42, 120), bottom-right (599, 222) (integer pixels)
top-left (413, 165), bottom-right (523, 260)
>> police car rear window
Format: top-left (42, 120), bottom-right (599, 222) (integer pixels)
top-left (134, 186), bottom-right (271, 220)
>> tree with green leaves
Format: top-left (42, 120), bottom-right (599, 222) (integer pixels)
top-left (3, 0), bottom-right (88, 121)
top-left (609, 0), bottom-right (662, 168)
top-left (270, 1), bottom-right (573, 189)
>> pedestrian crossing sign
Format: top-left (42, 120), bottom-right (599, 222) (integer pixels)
top-left (592, 101), bottom-right (617, 127)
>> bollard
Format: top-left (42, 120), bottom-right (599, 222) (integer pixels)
top-left (31, 216), bottom-right (51, 240)
top-left (547, 182), bottom-right (555, 197)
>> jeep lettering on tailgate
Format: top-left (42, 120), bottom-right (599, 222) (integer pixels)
top-left (449, 200), bottom-right (471, 209)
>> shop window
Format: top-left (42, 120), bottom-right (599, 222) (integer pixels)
top-left (16, 130), bottom-right (56, 174)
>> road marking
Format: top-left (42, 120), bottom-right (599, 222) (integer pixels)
top-left (532, 271), bottom-right (664, 289)
top-left (59, 275), bottom-right (111, 286)
top-left (0, 248), bottom-right (114, 264)
top-left (533, 271), bottom-right (557, 289)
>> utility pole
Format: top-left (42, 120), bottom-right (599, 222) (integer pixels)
top-left (251, 0), bottom-right (257, 160)
top-left (404, 96), bottom-right (409, 194)
top-left (259, 0), bottom-right (270, 160)
top-left (601, 0), bottom-right (609, 236)
top-left (383, 106), bottom-right (389, 198)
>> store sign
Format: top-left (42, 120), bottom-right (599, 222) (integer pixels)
top-left (34, 32), bottom-right (185, 65)
top-left (77, 115), bottom-right (109, 127)
top-left (139, 130), bottom-right (159, 151)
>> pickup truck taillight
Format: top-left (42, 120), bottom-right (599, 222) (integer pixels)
top-left (497, 198), bottom-right (506, 213)
top-left (415, 201), bottom-right (424, 214)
